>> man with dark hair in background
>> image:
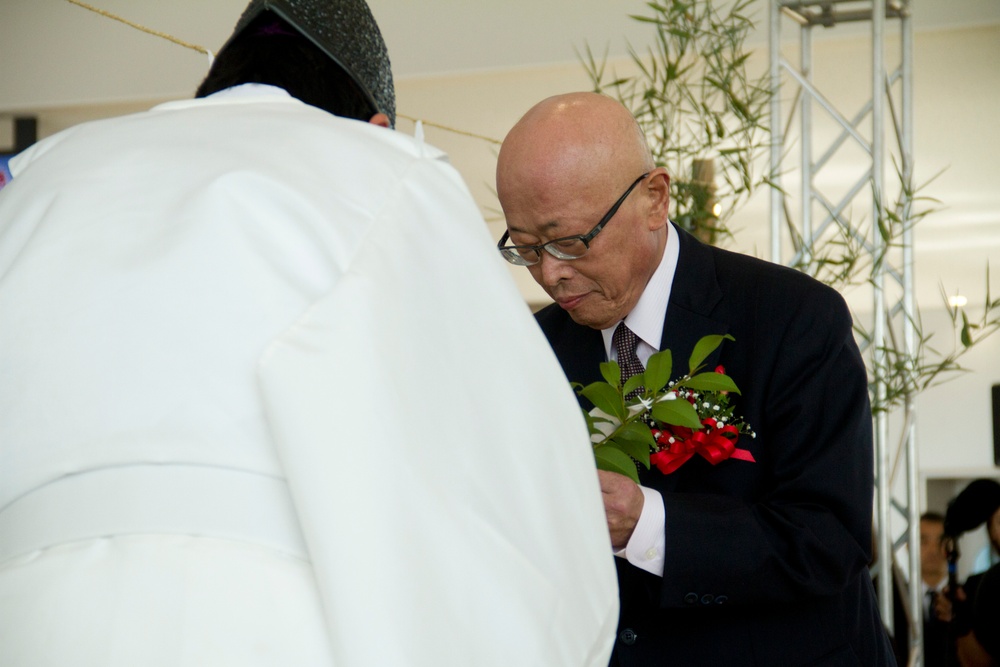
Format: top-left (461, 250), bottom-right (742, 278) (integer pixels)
top-left (0, 2), bottom-right (618, 665)
top-left (918, 512), bottom-right (953, 667)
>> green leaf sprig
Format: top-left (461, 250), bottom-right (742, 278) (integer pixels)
top-left (573, 334), bottom-right (740, 483)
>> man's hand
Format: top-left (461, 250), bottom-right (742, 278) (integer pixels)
top-left (934, 585), bottom-right (966, 624)
top-left (598, 470), bottom-right (645, 550)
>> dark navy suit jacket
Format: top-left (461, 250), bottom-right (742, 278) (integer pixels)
top-left (536, 228), bottom-right (897, 666)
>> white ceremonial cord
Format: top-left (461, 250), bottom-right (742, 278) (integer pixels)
top-left (65, 0), bottom-right (214, 59)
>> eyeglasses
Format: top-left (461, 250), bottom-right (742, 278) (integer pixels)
top-left (497, 173), bottom-right (650, 266)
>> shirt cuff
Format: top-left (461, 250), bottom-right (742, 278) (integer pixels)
top-left (612, 485), bottom-right (665, 577)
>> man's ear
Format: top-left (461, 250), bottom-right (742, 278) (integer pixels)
top-left (646, 168), bottom-right (671, 230)
top-left (368, 113), bottom-right (391, 128)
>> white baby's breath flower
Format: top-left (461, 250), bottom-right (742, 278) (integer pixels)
top-left (633, 396), bottom-right (654, 411)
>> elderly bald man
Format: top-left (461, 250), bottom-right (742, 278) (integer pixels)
top-left (496, 92), bottom-right (896, 667)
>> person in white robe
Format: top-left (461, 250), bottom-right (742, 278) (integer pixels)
top-left (0, 1), bottom-right (618, 665)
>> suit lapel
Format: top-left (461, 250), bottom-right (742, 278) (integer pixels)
top-left (540, 228), bottom-right (734, 489)
top-left (555, 326), bottom-right (606, 388)
top-left (660, 228), bottom-right (729, 377)
top-left (641, 228), bottom-right (730, 490)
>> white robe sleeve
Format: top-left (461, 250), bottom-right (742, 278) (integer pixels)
top-left (257, 157), bottom-right (618, 666)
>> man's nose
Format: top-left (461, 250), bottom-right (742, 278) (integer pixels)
top-left (533, 251), bottom-right (574, 287)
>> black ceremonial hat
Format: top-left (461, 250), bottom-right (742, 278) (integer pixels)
top-left (226, 0), bottom-right (395, 126)
top-left (944, 478), bottom-right (1000, 538)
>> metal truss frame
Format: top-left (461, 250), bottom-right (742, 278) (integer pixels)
top-left (768, 0), bottom-right (922, 661)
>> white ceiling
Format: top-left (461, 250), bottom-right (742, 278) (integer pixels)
top-left (370, 0), bottom-right (1000, 78)
top-left (4, 0), bottom-right (1000, 108)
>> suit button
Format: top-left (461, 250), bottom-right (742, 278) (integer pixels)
top-left (715, 595), bottom-right (728, 604)
top-left (684, 592), bottom-right (699, 604)
top-left (700, 594), bottom-right (714, 605)
top-left (619, 628), bottom-right (637, 645)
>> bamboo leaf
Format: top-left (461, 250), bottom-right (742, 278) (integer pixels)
top-left (961, 311), bottom-right (973, 348)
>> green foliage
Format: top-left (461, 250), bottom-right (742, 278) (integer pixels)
top-left (852, 265), bottom-right (1000, 412)
top-left (650, 398), bottom-right (703, 429)
top-left (685, 371), bottom-right (741, 393)
top-left (581, 1), bottom-right (1000, 417)
top-left (579, 333), bottom-right (741, 483)
top-left (790, 160), bottom-right (1000, 412)
top-left (595, 446), bottom-right (644, 480)
top-left (580, 0), bottom-right (772, 244)
top-left (689, 333), bottom-right (734, 371)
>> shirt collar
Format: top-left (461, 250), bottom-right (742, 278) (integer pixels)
top-left (601, 221), bottom-right (680, 361)
top-left (922, 578), bottom-right (947, 594)
top-left (152, 84), bottom-right (295, 113)
top-left (206, 83), bottom-right (292, 101)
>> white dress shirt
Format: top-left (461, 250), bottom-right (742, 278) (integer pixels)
top-left (601, 223), bottom-right (680, 577)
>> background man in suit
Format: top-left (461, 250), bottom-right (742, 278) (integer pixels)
top-left (495, 92), bottom-right (896, 666)
top-left (919, 512), bottom-right (953, 666)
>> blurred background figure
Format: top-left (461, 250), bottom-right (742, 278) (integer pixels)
top-left (933, 479), bottom-right (1000, 667)
top-left (960, 563), bottom-right (1000, 667)
top-left (919, 512), bottom-right (953, 667)
top-left (971, 500), bottom-right (1000, 575)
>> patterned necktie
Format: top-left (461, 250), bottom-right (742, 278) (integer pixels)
top-left (613, 322), bottom-right (645, 398)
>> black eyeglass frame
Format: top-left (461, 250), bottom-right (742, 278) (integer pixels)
top-left (497, 172), bottom-right (650, 266)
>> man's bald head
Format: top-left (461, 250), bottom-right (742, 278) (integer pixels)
top-left (495, 93), bottom-right (670, 330)
top-left (497, 93), bottom-right (653, 203)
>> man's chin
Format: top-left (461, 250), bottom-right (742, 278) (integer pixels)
top-left (551, 293), bottom-right (615, 329)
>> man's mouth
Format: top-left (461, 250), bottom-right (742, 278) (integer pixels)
top-left (555, 294), bottom-right (586, 310)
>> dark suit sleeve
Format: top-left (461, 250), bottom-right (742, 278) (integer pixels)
top-left (657, 279), bottom-right (875, 608)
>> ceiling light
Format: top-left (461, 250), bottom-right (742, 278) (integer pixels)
top-left (948, 295), bottom-right (968, 308)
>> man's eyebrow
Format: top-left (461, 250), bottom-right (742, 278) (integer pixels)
top-left (508, 220), bottom-right (563, 236)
